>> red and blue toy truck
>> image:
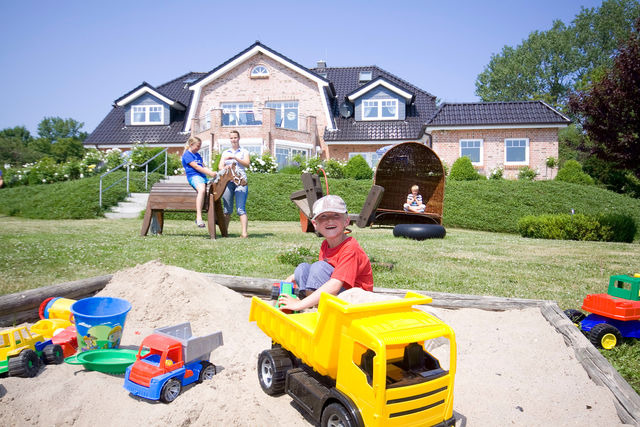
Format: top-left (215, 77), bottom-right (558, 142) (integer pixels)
top-left (124, 322), bottom-right (223, 403)
top-left (565, 274), bottom-right (640, 349)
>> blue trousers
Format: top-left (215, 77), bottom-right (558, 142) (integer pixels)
top-left (294, 261), bottom-right (336, 292)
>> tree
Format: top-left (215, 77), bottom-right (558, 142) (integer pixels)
top-left (475, 0), bottom-right (640, 111)
top-left (37, 117), bottom-right (87, 143)
top-left (0, 126), bottom-right (33, 144)
top-left (568, 17), bottom-right (640, 179)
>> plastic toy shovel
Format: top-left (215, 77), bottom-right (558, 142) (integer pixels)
top-left (64, 349), bottom-right (142, 374)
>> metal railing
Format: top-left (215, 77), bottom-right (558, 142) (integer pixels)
top-left (99, 148), bottom-right (168, 207)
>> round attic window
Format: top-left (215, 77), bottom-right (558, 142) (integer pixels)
top-left (250, 65), bottom-right (269, 78)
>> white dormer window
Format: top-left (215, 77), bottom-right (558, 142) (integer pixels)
top-left (359, 71), bottom-right (372, 83)
top-left (250, 65), bottom-right (269, 78)
top-left (132, 105), bottom-right (163, 125)
top-left (362, 99), bottom-right (398, 120)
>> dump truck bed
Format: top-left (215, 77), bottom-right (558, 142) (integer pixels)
top-left (249, 291), bottom-right (448, 378)
top-left (155, 322), bottom-right (223, 363)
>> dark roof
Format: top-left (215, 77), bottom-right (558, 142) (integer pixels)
top-left (85, 72), bottom-right (206, 145)
top-left (427, 101), bottom-right (571, 127)
top-left (315, 66), bottom-right (437, 142)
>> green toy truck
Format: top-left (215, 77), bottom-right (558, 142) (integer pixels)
top-left (0, 326), bottom-right (64, 377)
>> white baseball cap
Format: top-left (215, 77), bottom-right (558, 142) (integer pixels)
top-left (312, 195), bottom-right (348, 220)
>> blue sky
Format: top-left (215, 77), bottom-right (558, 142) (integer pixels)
top-left (0, 0), bottom-right (603, 136)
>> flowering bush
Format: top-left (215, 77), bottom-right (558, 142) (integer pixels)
top-left (323, 159), bottom-right (346, 178)
top-left (249, 153), bottom-right (277, 173)
top-left (517, 166), bottom-right (538, 181)
top-left (489, 165), bottom-right (504, 180)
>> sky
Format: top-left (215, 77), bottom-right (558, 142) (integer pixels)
top-left (0, 0), bottom-right (605, 137)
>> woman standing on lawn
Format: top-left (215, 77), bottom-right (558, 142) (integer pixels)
top-left (219, 130), bottom-right (250, 238)
top-left (182, 136), bottom-right (218, 228)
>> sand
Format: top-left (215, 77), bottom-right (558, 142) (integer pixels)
top-left (0, 261), bottom-right (630, 426)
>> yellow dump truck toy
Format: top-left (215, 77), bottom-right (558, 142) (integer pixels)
top-left (249, 291), bottom-right (457, 427)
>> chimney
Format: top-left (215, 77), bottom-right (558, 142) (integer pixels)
top-left (317, 60), bottom-right (327, 69)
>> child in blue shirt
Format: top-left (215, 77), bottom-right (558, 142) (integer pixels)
top-left (182, 136), bottom-right (218, 227)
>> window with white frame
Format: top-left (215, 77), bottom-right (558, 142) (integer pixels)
top-left (132, 105), bottom-right (163, 125)
top-left (460, 139), bottom-right (483, 165)
top-left (250, 65), bottom-right (269, 78)
top-left (505, 138), bottom-right (529, 164)
top-left (275, 146), bottom-right (309, 169)
top-left (362, 99), bottom-right (398, 120)
top-left (266, 101), bottom-right (299, 130)
top-left (349, 152), bottom-right (380, 168)
top-left (199, 142), bottom-right (210, 167)
top-left (221, 103), bottom-right (262, 126)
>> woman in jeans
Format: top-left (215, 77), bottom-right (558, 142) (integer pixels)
top-left (218, 130), bottom-right (250, 237)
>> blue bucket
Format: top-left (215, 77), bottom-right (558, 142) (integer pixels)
top-left (71, 297), bottom-right (131, 352)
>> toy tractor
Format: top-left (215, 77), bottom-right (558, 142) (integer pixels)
top-left (565, 274), bottom-right (640, 349)
top-left (0, 326), bottom-right (64, 377)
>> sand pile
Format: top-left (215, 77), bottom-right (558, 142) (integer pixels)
top-left (0, 261), bottom-right (630, 426)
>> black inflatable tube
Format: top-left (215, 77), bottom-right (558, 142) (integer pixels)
top-left (393, 224), bottom-right (446, 240)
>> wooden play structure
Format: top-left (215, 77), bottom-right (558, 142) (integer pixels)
top-left (372, 141), bottom-right (445, 225)
top-left (290, 173), bottom-right (384, 232)
top-left (140, 164), bottom-right (241, 239)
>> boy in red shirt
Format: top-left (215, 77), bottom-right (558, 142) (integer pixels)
top-left (278, 195), bottom-right (373, 312)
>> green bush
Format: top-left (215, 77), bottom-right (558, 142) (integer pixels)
top-left (517, 166), bottom-right (538, 181)
top-left (323, 159), bottom-right (345, 179)
top-left (343, 155), bottom-right (373, 180)
top-left (280, 165), bottom-right (302, 174)
top-left (598, 213), bottom-right (637, 243)
top-left (556, 160), bottom-right (595, 185)
top-left (517, 213), bottom-right (635, 242)
top-left (449, 156), bottom-right (481, 181)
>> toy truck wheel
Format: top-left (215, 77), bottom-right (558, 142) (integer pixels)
top-left (563, 309), bottom-right (586, 326)
top-left (43, 344), bottom-right (64, 364)
top-left (8, 349), bottom-right (40, 377)
top-left (198, 361), bottom-right (217, 382)
top-left (160, 378), bottom-right (182, 403)
top-left (257, 348), bottom-right (292, 396)
top-left (589, 323), bottom-right (622, 350)
top-left (321, 402), bottom-right (356, 427)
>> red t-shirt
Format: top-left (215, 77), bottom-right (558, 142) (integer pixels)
top-left (319, 237), bottom-right (373, 291)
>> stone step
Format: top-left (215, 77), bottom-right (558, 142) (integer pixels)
top-left (104, 175), bottom-right (188, 219)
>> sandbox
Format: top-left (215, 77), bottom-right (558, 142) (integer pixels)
top-left (0, 261), bottom-right (636, 426)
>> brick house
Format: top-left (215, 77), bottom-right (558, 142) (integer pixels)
top-left (85, 42), bottom-right (570, 179)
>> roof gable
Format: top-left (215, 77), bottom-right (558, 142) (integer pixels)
top-left (346, 76), bottom-right (414, 103)
top-left (115, 82), bottom-right (185, 111)
top-left (184, 41), bottom-right (334, 132)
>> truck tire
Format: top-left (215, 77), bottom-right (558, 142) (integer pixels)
top-left (8, 349), bottom-right (40, 378)
top-left (160, 378), bottom-right (182, 403)
top-left (393, 224), bottom-right (446, 240)
top-left (43, 344), bottom-right (64, 364)
top-left (271, 285), bottom-right (280, 300)
top-left (257, 348), bottom-right (292, 396)
top-left (321, 402), bottom-right (356, 427)
top-left (563, 309), bottom-right (585, 326)
top-left (198, 361), bottom-right (217, 382)
top-left (589, 323), bottom-right (622, 350)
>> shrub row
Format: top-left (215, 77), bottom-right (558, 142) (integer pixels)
top-left (517, 213), bottom-right (636, 242)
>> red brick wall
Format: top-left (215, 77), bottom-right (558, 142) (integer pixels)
top-left (430, 128), bottom-right (559, 180)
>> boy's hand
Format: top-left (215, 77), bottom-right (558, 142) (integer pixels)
top-left (278, 294), bottom-right (302, 312)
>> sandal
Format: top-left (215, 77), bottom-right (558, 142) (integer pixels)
top-left (196, 220), bottom-right (205, 228)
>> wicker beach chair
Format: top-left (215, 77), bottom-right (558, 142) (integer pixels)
top-left (373, 142), bottom-right (445, 225)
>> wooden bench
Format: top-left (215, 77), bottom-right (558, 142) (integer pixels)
top-left (140, 165), bottom-right (242, 239)
top-left (290, 173), bottom-right (384, 232)
top-left (140, 182), bottom-right (227, 239)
